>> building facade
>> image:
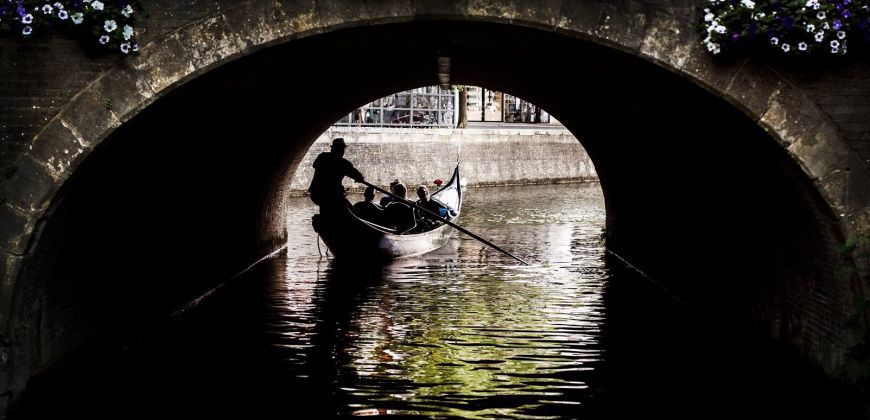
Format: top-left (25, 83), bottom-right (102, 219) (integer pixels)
top-left (335, 86), bottom-right (557, 128)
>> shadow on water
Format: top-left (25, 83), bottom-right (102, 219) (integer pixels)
top-left (12, 255), bottom-right (861, 419)
top-left (9, 184), bottom-right (865, 419)
top-left (592, 254), bottom-right (863, 420)
top-left (9, 258), bottom-right (389, 419)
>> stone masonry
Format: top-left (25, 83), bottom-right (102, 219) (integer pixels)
top-left (0, 0), bottom-right (869, 413)
top-left (289, 126), bottom-right (597, 193)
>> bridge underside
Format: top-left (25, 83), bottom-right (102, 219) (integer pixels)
top-left (8, 20), bottom-right (856, 404)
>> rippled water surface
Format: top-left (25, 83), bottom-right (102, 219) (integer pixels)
top-left (271, 183), bottom-right (609, 418)
top-left (13, 183), bottom-right (861, 419)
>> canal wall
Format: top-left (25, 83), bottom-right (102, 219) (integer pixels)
top-left (289, 126), bottom-right (597, 194)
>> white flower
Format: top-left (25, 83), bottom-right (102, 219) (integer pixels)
top-left (71, 12), bottom-right (83, 24)
top-left (770, 37), bottom-right (779, 45)
top-left (704, 12), bottom-right (715, 22)
top-left (823, 21), bottom-right (830, 30)
top-left (805, 0), bottom-right (815, 6)
top-left (782, 43), bottom-right (791, 52)
top-left (838, 30), bottom-right (846, 39)
top-left (99, 35), bottom-right (110, 45)
top-left (57, 9), bottom-right (68, 20)
top-left (53, 2), bottom-right (62, 9)
top-left (122, 25), bottom-right (133, 40)
top-left (21, 14), bottom-right (33, 24)
top-left (815, 31), bottom-right (825, 42)
top-left (831, 47), bottom-right (839, 53)
top-left (22, 26), bottom-right (32, 35)
top-left (706, 40), bottom-right (721, 54)
top-left (741, 0), bottom-right (755, 9)
top-left (755, 12), bottom-right (766, 19)
top-left (120, 42), bottom-right (131, 54)
top-left (798, 42), bottom-right (808, 50)
top-left (83, 0), bottom-right (91, 2)
top-left (830, 40), bottom-right (840, 48)
top-left (814, 2), bottom-right (821, 9)
top-left (132, 43), bottom-right (139, 52)
top-left (121, 5), bottom-right (134, 18)
top-left (104, 19), bottom-right (117, 32)
top-left (42, 4), bottom-right (52, 14)
top-left (91, 1), bottom-right (104, 11)
top-left (817, 11), bottom-right (826, 19)
top-left (715, 24), bottom-right (726, 34)
top-left (806, 24), bottom-right (815, 32)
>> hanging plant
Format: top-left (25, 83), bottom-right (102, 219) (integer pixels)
top-left (0, 0), bottom-right (142, 55)
top-left (701, 0), bottom-right (870, 56)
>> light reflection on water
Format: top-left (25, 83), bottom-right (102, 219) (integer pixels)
top-left (271, 183), bottom-right (608, 418)
top-left (12, 183), bottom-right (859, 419)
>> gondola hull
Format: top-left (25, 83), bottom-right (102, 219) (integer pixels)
top-left (315, 167), bottom-right (462, 261)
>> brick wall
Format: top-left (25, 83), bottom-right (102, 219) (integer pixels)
top-left (0, 0), bottom-right (227, 183)
top-left (784, 56), bottom-right (870, 166)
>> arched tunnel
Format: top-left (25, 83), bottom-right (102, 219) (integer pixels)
top-left (6, 19), bottom-right (861, 416)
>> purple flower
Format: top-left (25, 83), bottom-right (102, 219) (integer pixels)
top-left (836, 2), bottom-right (844, 10)
top-left (842, 9), bottom-right (851, 18)
top-left (16, 5), bottom-right (24, 16)
top-left (732, 32), bottom-right (740, 41)
top-left (833, 19), bottom-right (843, 30)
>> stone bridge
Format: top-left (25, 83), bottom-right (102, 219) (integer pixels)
top-left (1, 0), bottom-right (869, 412)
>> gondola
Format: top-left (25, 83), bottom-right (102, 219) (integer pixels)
top-left (313, 166), bottom-right (462, 261)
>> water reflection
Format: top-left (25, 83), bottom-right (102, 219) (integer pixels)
top-left (10, 183), bottom-right (861, 419)
top-left (268, 183), bottom-right (608, 418)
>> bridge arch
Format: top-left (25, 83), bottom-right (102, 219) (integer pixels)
top-left (2, 0), bottom-right (867, 409)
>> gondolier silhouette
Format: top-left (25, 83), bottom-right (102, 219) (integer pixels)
top-left (308, 137), bottom-right (364, 212)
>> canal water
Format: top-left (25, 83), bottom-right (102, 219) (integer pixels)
top-left (12, 183), bottom-right (861, 419)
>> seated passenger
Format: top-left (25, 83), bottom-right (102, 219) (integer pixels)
top-left (379, 179), bottom-right (400, 207)
top-left (382, 183), bottom-right (416, 232)
top-left (353, 186), bottom-right (382, 223)
top-left (416, 185), bottom-right (446, 218)
top-left (413, 185), bottom-right (448, 233)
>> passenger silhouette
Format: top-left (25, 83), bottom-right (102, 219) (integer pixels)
top-left (382, 183), bottom-right (416, 232)
top-left (353, 186), bottom-right (383, 224)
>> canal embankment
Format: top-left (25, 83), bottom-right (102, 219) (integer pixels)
top-left (289, 125), bottom-right (597, 194)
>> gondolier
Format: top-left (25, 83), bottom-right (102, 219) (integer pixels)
top-left (308, 137), bottom-right (364, 211)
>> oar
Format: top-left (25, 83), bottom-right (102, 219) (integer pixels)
top-left (359, 180), bottom-right (530, 265)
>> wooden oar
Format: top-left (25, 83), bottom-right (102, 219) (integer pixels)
top-left (360, 180), bottom-right (530, 266)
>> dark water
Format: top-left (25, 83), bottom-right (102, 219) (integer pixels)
top-left (12, 183), bottom-right (862, 419)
